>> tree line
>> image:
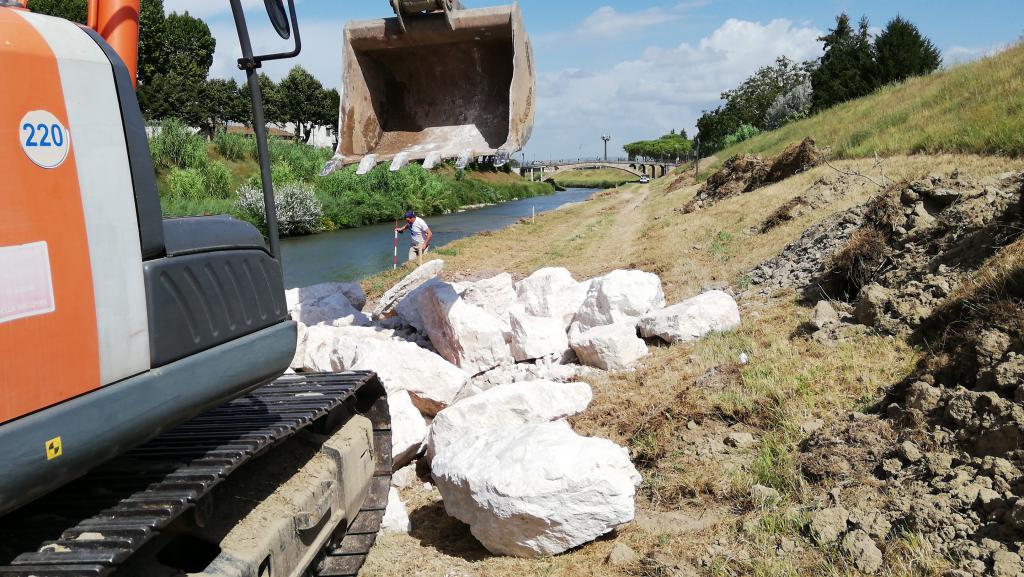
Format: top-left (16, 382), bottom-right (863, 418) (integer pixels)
top-left (623, 130), bottom-right (693, 162)
top-left (29, 0), bottom-right (339, 143)
top-left (694, 13), bottom-right (942, 153)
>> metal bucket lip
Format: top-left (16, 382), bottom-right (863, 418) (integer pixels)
top-left (345, 6), bottom-right (518, 49)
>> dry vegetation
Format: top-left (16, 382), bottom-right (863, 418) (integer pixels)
top-left (360, 153), bottom-right (1020, 577)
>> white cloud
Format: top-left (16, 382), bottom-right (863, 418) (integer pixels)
top-left (524, 18), bottom-right (823, 159)
top-left (945, 43), bottom-right (1011, 66)
top-left (577, 6), bottom-right (674, 39)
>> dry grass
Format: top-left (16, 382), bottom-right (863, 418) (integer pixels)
top-left (551, 168), bottom-right (641, 189)
top-left (359, 153), bottom-right (1019, 577)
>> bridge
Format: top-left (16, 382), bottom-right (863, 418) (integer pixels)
top-left (517, 158), bottom-right (677, 182)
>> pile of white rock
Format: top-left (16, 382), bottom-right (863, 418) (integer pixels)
top-left (285, 260), bottom-right (741, 557)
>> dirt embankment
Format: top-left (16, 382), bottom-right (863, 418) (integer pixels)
top-left (749, 169), bottom-right (1024, 576)
top-left (680, 137), bottom-right (825, 213)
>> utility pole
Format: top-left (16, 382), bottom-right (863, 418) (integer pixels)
top-left (601, 135), bottom-right (611, 162)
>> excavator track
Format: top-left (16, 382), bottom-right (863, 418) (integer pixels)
top-left (0, 372), bottom-right (393, 577)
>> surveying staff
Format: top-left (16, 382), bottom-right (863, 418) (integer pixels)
top-left (395, 211), bottom-right (432, 264)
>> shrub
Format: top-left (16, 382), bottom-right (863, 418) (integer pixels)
top-left (203, 161), bottom-right (234, 199)
top-left (166, 168), bottom-right (207, 200)
top-left (150, 119), bottom-right (208, 171)
top-left (722, 124), bottom-right (762, 148)
top-left (236, 182), bottom-right (324, 237)
top-left (765, 80), bottom-right (813, 130)
top-left (213, 130), bottom-right (250, 162)
top-left (247, 161), bottom-right (297, 189)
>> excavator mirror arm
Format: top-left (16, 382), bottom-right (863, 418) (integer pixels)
top-left (234, 0), bottom-right (302, 71)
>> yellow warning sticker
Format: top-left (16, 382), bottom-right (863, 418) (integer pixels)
top-left (45, 437), bottom-right (63, 461)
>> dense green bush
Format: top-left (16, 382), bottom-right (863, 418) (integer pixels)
top-left (150, 119), bottom-right (208, 171)
top-left (204, 161), bottom-right (234, 199)
top-left (213, 131), bottom-right (250, 162)
top-left (166, 168), bottom-right (207, 200)
top-left (723, 124), bottom-right (762, 148)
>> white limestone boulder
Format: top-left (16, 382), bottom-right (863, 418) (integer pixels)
top-left (509, 307), bottom-right (570, 362)
top-left (286, 284), bottom-right (370, 327)
top-left (290, 322), bottom-right (309, 371)
top-left (420, 283), bottom-right (514, 376)
top-left (286, 282), bottom-right (367, 312)
top-left (299, 325), bottom-right (395, 373)
top-left (395, 277), bottom-right (445, 333)
top-left (381, 487), bottom-right (411, 534)
top-left (561, 279), bottom-right (594, 328)
top-left (570, 322), bottom-right (649, 371)
top-left (428, 380), bottom-right (592, 461)
top-left (389, 390), bottom-right (428, 469)
top-left (348, 338), bottom-right (469, 416)
top-left (373, 259), bottom-right (444, 320)
top-left (432, 421), bottom-right (642, 558)
top-left (462, 273), bottom-right (518, 333)
top-left (574, 270), bottom-right (665, 332)
top-left (639, 290), bottom-right (741, 344)
top-left (516, 268), bottom-right (577, 317)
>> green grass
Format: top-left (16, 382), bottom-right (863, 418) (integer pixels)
top-left (550, 168), bottom-right (640, 189)
top-left (717, 42), bottom-right (1024, 160)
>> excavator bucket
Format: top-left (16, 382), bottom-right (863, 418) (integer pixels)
top-left (335, 4), bottom-right (534, 171)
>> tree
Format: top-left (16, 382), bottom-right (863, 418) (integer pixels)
top-left (811, 14), bottom-right (879, 111)
top-left (624, 132), bottom-right (692, 162)
top-left (137, 0), bottom-right (167, 86)
top-left (203, 78), bottom-right (248, 133)
top-left (695, 57), bottom-right (814, 152)
top-left (277, 66), bottom-right (339, 143)
top-left (874, 16), bottom-right (942, 85)
top-left (765, 79), bottom-right (813, 130)
top-left (23, 0), bottom-right (86, 22)
top-left (162, 12), bottom-right (216, 82)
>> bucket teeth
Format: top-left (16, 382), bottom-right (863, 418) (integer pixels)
top-left (455, 149), bottom-right (473, 170)
top-left (389, 153), bottom-right (411, 172)
top-left (320, 156), bottom-right (343, 177)
top-left (423, 152), bottom-right (442, 170)
top-left (356, 155), bottom-right (377, 175)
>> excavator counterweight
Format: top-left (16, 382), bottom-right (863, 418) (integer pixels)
top-left (336, 3), bottom-right (534, 170)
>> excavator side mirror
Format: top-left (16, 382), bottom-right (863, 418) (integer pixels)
top-left (264, 0), bottom-right (291, 40)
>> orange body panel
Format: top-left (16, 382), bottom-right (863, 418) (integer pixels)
top-left (0, 8), bottom-right (101, 424)
top-left (88, 0), bottom-right (140, 87)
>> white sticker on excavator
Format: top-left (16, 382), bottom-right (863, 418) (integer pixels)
top-left (0, 242), bottom-right (56, 324)
top-left (19, 110), bottom-right (70, 169)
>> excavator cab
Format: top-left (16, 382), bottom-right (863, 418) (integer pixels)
top-left (0, 0), bottom-right (298, 517)
top-left (335, 0), bottom-right (535, 172)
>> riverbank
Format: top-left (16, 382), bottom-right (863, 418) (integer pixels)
top-left (355, 152), bottom-right (1021, 577)
top-left (550, 167), bottom-right (640, 189)
top-left (151, 123), bottom-right (555, 235)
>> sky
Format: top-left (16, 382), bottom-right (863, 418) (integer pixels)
top-left (165, 0), bottom-right (1023, 160)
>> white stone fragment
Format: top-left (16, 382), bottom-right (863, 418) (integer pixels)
top-left (638, 290), bottom-right (741, 344)
top-left (570, 322), bottom-right (649, 371)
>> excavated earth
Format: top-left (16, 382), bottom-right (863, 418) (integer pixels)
top-left (747, 169), bottom-right (1024, 576)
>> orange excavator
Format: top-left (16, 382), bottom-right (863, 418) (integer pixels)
top-left (0, 0), bottom-right (533, 575)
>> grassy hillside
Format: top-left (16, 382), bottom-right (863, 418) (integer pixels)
top-left (551, 167), bottom-right (640, 189)
top-left (717, 42), bottom-right (1024, 160)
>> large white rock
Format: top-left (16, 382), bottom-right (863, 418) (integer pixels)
top-left (421, 283), bottom-right (514, 376)
top-left (570, 322), bottom-right (649, 371)
top-left (462, 273), bottom-right (518, 332)
top-left (639, 290), bottom-right (741, 344)
top-left (509, 307), bottom-right (570, 362)
top-left (381, 487), bottom-right (411, 534)
top-left (373, 259), bottom-right (444, 320)
top-left (299, 325), bottom-right (396, 373)
top-left (561, 279), bottom-right (594, 328)
top-left (395, 277), bottom-right (445, 333)
top-left (290, 322), bottom-right (309, 371)
top-left (575, 270), bottom-right (665, 332)
top-left (517, 268), bottom-right (577, 317)
top-left (432, 421), bottom-right (642, 557)
top-left (286, 282), bottom-right (367, 313)
top-left (286, 283), bottom-right (370, 327)
top-left (348, 338), bottom-right (469, 416)
top-left (428, 380), bottom-right (592, 461)
top-left (389, 390), bottom-right (428, 469)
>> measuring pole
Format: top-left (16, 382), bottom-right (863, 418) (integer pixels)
top-left (393, 220), bottom-right (399, 270)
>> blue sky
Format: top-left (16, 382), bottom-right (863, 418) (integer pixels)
top-left (166, 0), bottom-right (1023, 159)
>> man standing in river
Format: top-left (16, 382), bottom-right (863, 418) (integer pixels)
top-left (395, 211), bottom-right (432, 265)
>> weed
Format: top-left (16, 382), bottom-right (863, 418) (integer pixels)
top-left (708, 230), bottom-right (737, 262)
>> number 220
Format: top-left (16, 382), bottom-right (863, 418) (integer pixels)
top-left (22, 123), bottom-right (65, 148)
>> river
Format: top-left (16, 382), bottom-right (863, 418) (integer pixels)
top-left (279, 188), bottom-right (600, 288)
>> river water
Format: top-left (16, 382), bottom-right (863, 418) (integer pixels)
top-left (279, 188), bottom-right (600, 288)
